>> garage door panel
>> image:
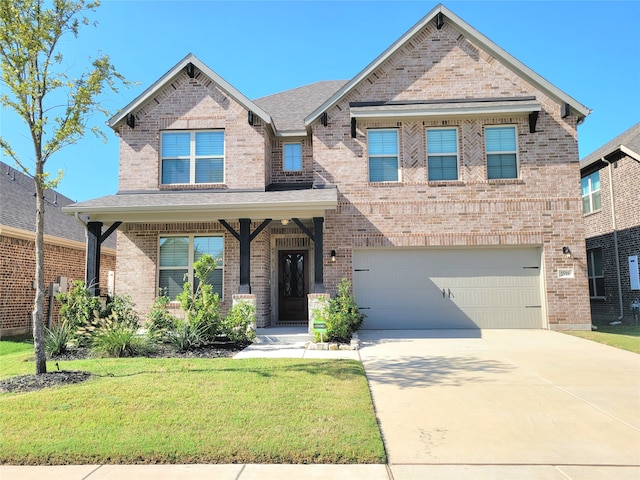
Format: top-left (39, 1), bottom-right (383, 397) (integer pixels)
top-left (353, 248), bottom-right (543, 329)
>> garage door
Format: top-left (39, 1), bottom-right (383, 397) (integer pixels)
top-left (353, 247), bottom-right (544, 329)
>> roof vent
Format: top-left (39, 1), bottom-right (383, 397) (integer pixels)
top-left (435, 12), bottom-right (445, 29)
top-left (186, 63), bottom-right (195, 78)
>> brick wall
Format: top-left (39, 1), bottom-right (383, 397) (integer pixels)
top-left (311, 21), bottom-right (590, 328)
top-left (0, 234), bottom-right (116, 335)
top-left (116, 71), bottom-right (268, 193)
top-left (584, 155), bottom-right (640, 321)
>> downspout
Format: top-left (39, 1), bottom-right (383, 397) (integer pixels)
top-left (603, 158), bottom-right (624, 320)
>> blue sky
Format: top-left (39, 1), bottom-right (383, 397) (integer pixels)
top-left (1, 1), bottom-right (638, 202)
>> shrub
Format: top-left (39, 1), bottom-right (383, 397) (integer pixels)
top-left (221, 301), bottom-right (256, 343)
top-left (177, 254), bottom-right (221, 342)
top-left (90, 317), bottom-right (155, 358)
top-left (56, 280), bottom-right (101, 332)
top-left (45, 322), bottom-right (72, 357)
top-left (101, 294), bottom-right (139, 328)
top-left (146, 293), bottom-right (178, 340)
top-left (167, 319), bottom-right (207, 352)
top-left (316, 279), bottom-right (364, 343)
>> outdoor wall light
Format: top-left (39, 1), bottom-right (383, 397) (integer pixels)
top-left (280, 219), bottom-right (289, 226)
top-left (562, 246), bottom-right (572, 258)
top-left (330, 250), bottom-right (337, 262)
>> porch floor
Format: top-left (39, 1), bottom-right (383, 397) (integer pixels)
top-left (254, 326), bottom-right (313, 345)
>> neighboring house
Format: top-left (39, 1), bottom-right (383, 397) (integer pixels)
top-left (580, 123), bottom-right (640, 323)
top-left (0, 161), bottom-right (116, 336)
top-left (64, 5), bottom-right (592, 330)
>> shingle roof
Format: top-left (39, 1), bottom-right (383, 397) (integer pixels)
top-left (0, 160), bottom-right (116, 248)
top-left (253, 80), bottom-right (347, 134)
top-left (62, 188), bottom-right (338, 224)
top-left (580, 122), bottom-right (640, 170)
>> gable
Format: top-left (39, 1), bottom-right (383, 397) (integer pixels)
top-left (306, 4), bottom-right (589, 126)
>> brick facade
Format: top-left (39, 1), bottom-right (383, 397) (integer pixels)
top-left (583, 154), bottom-right (640, 322)
top-left (100, 7), bottom-right (590, 329)
top-left (0, 232), bottom-right (115, 335)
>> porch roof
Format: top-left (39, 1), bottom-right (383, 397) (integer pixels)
top-left (62, 187), bottom-right (338, 226)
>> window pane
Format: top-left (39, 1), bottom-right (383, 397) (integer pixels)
top-left (194, 269), bottom-right (223, 297)
top-left (195, 158), bottom-right (224, 183)
top-left (581, 177), bottom-right (591, 196)
top-left (486, 127), bottom-right (516, 152)
top-left (487, 154), bottom-right (517, 179)
top-left (590, 172), bottom-right (600, 192)
top-left (195, 131), bottom-right (224, 156)
top-left (369, 130), bottom-right (398, 155)
top-left (194, 236), bottom-right (224, 268)
top-left (592, 190), bottom-right (601, 211)
top-left (428, 155), bottom-right (458, 181)
top-left (162, 159), bottom-right (189, 184)
top-left (159, 269), bottom-right (187, 300)
top-left (284, 143), bottom-right (302, 171)
top-left (369, 157), bottom-right (398, 182)
top-left (427, 129), bottom-right (457, 154)
top-left (162, 132), bottom-right (190, 157)
top-left (595, 277), bottom-right (605, 297)
top-left (592, 249), bottom-right (603, 276)
top-left (159, 237), bottom-right (189, 267)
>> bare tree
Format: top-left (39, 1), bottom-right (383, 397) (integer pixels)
top-left (0, 0), bottom-right (127, 373)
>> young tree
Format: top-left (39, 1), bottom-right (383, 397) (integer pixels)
top-left (0, 0), bottom-right (127, 373)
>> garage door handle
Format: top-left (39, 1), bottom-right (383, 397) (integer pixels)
top-left (443, 288), bottom-right (446, 298)
top-left (443, 289), bottom-right (453, 298)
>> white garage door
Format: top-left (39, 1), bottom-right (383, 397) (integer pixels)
top-left (353, 247), bottom-right (544, 329)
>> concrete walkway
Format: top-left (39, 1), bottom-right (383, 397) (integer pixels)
top-left (3, 329), bottom-right (639, 479)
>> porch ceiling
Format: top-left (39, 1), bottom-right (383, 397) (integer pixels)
top-left (62, 188), bottom-right (338, 226)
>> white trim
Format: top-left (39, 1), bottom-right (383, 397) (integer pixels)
top-left (367, 128), bottom-right (400, 183)
top-left (305, 5), bottom-right (590, 127)
top-left (157, 233), bottom-right (225, 300)
top-left (160, 130), bottom-right (225, 185)
top-left (283, 142), bottom-right (303, 172)
top-left (426, 126), bottom-right (460, 181)
top-left (485, 125), bottom-right (519, 180)
top-left (350, 100), bottom-right (541, 121)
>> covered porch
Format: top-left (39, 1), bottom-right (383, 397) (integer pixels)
top-left (62, 187), bottom-right (338, 327)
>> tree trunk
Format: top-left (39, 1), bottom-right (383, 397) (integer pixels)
top-left (32, 177), bottom-right (47, 374)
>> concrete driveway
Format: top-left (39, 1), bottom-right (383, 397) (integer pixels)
top-left (358, 329), bottom-right (640, 479)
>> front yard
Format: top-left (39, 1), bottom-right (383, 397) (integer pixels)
top-left (563, 323), bottom-right (640, 354)
top-left (0, 338), bottom-right (385, 465)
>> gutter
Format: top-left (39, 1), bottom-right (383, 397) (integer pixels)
top-left (603, 158), bottom-right (624, 321)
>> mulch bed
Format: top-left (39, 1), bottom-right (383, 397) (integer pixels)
top-left (0, 342), bottom-right (250, 394)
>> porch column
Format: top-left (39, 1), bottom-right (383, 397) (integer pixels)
top-left (313, 217), bottom-right (325, 293)
top-left (86, 221), bottom-right (102, 296)
top-left (239, 218), bottom-right (251, 294)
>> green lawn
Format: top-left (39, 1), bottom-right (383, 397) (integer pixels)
top-left (563, 324), bottom-right (640, 354)
top-left (0, 338), bottom-right (385, 465)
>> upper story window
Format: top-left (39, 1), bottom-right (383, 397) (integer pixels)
top-left (283, 143), bottom-right (302, 171)
top-left (586, 248), bottom-right (605, 298)
top-left (427, 128), bottom-right (459, 181)
top-left (485, 126), bottom-right (518, 179)
top-left (581, 171), bottom-right (601, 214)
top-left (368, 129), bottom-right (399, 182)
top-left (159, 235), bottom-right (224, 300)
top-left (161, 131), bottom-right (224, 185)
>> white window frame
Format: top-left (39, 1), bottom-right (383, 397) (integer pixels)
top-left (485, 125), bottom-right (519, 180)
top-left (581, 171), bottom-right (601, 214)
top-left (160, 130), bottom-right (225, 185)
top-left (367, 128), bottom-right (400, 183)
top-left (158, 234), bottom-right (224, 300)
top-left (283, 142), bottom-right (303, 172)
top-left (426, 127), bottom-right (459, 181)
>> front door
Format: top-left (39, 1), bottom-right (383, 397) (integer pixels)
top-left (278, 250), bottom-right (308, 322)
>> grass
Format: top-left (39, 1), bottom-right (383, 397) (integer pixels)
top-left (0, 338), bottom-right (385, 465)
top-left (563, 323), bottom-right (640, 354)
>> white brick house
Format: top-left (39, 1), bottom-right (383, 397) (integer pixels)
top-left (65, 5), bottom-right (592, 330)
